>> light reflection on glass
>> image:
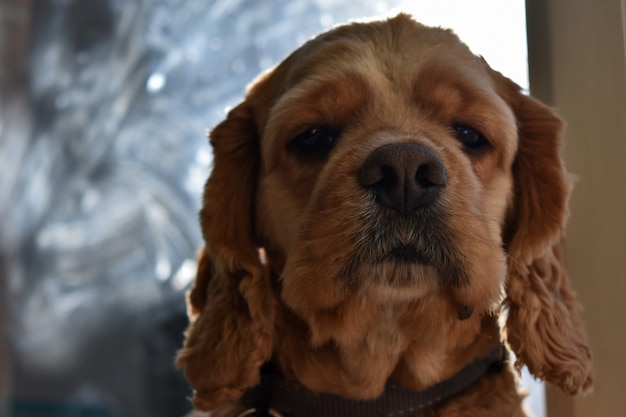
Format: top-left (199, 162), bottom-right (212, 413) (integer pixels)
top-left (147, 72), bottom-right (167, 93)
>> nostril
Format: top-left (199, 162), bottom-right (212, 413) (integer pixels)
top-left (380, 165), bottom-right (398, 187)
top-left (416, 161), bottom-right (447, 188)
top-left (416, 164), bottom-right (433, 188)
top-left (358, 161), bottom-right (398, 188)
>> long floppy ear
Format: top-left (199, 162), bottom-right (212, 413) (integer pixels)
top-left (496, 74), bottom-right (593, 395)
top-left (176, 101), bottom-right (276, 411)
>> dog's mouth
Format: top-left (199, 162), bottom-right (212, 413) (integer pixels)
top-left (379, 244), bottom-right (433, 265)
top-left (338, 214), bottom-right (469, 288)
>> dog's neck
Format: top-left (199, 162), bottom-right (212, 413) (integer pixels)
top-left (271, 285), bottom-right (502, 400)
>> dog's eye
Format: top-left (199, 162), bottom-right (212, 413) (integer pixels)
top-left (288, 126), bottom-right (339, 159)
top-left (453, 125), bottom-right (491, 152)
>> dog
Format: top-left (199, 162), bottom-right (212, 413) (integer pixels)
top-left (177, 14), bottom-right (593, 417)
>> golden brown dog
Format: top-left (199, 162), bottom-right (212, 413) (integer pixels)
top-left (177, 14), bottom-right (593, 417)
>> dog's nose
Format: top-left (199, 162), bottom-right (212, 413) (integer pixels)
top-left (358, 143), bottom-right (447, 215)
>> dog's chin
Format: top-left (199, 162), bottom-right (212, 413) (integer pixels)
top-left (358, 260), bottom-right (442, 302)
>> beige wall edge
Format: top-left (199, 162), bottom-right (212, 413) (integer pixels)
top-left (526, 0), bottom-right (626, 416)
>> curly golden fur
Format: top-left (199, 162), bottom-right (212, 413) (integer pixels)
top-left (177, 14), bottom-right (593, 416)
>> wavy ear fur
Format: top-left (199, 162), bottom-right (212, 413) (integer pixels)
top-left (495, 73), bottom-right (593, 395)
top-left (176, 101), bottom-right (276, 410)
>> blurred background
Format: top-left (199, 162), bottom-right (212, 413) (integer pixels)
top-left (0, 0), bottom-right (562, 416)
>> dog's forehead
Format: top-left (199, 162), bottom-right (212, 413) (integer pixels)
top-left (279, 16), bottom-right (483, 90)
top-left (253, 15), bottom-right (501, 130)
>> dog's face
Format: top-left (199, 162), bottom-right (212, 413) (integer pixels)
top-left (255, 18), bottom-right (517, 327)
top-left (179, 14), bottom-right (593, 411)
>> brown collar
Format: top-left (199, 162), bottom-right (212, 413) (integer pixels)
top-left (240, 345), bottom-right (507, 417)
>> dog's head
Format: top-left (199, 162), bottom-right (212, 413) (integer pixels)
top-left (177, 14), bottom-right (593, 410)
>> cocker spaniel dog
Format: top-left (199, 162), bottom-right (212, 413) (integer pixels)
top-left (177, 14), bottom-right (593, 417)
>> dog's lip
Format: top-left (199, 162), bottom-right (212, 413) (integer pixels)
top-left (379, 244), bottom-right (433, 265)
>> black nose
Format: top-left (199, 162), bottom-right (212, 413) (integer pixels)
top-left (358, 143), bottom-right (447, 215)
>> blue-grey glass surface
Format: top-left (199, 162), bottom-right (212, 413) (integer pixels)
top-left (0, 1), bottom-right (397, 416)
